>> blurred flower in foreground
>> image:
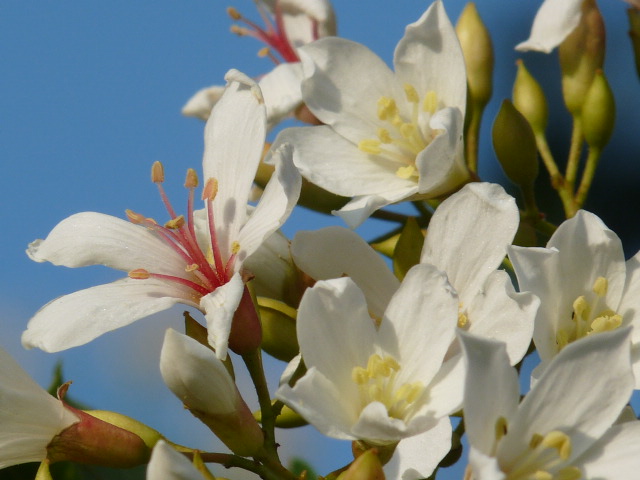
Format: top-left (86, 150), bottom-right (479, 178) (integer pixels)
top-left (24, 70), bottom-right (300, 357)
top-left (272, 0), bottom-right (469, 227)
top-left (147, 441), bottom-right (201, 480)
top-left (183, 0), bottom-right (336, 128)
top-left (460, 327), bottom-right (640, 480)
top-left (509, 210), bottom-right (640, 386)
top-left (277, 264), bottom-right (463, 476)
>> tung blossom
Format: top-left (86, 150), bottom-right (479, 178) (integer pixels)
top-left (23, 70), bottom-right (301, 357)
top-left (459, 328), bottom-right (640, 480)
top-left (182, 0), bottom-right (336, 128)
top-left (277, 264), bottom-right (464, 477)
top-left (272, 0), bottom-right (470, 227)
top-left (509, 210), bottom-right (640, 386)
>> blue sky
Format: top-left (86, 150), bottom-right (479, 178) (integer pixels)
top-left (2, 0), bottom-right (640, 477)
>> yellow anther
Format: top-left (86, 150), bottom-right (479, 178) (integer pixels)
top-left (202, 178), bottom-right (219, 201)
top-left (231, 241), bottom-right (241, 255)
top-left (556, 329), bottom-right (569, 350)
top-left (541, 431), bottom-right (571, 460)
top-left (377, 128), bottom-right (392, 144)
top-left (572, 296), bottom-right (590, 322)
top-left (396, 165), bottom-right (417, 179)
top-left (494, 417), bottom-right (508, 442)
top-left (358, 139), bottom-right (382, 154)
top-left (422, 90), bottom-right (438, 114)
top-left (404, 83), bottom-right (419, 104)
top-left (226, 6), bottom-right (242, 20)
top-left (556, 466), bottom-right (582, 480)
top-left (352, 366), bottom-right (369, 384)
top-left (129, 269), bottom-right (151, 280)
top-left (230, 24), bottom-right (248, 36)
top-left (184, 168), bottom-right (199, 189)
top-left (258, 47), bottom-right (270, 58)
top-left (185, 264), bottom-right (199, 272)
top-left (458, 311), bottom-right (469, 328)
top-left (377, 97), bottom-right (398, 121)
top-left (531, 471), bottom-right (553, 480)
top-left (164, 215), bottom-right (185, 230)
top-left (394, 382), bottom-right (422, 404)
top-left (590, 312), bottom-right (622, 333)
top-left (126, 209), bottom-right (146, 224)
top-left (399, 122), bottom-right (418, 140)
top-left (529, 433), bottom-right (543, 449)
top-left (151, 161), bottom-right (165, 184)
top-left (592, 276), bottom-right (608, 297)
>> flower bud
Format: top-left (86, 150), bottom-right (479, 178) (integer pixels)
top-left (513, 60), bottom-right (548, 136)
top-left (492, 99), bottom-right (539, 187)
top-left (82, 410), bottom-right (164, 450)
top-left (160, 329), bottom-right (265, 457)
top-left (456, 3), bottom-right (494, 108)
top-left (337, 449), bottom-right (385, 480)
top-left (254, 401), bottom-right (307, 428)
top-left (228, 283), bottom-right (263, 356)
top-left (559, 0), bottom-right (605, 116)
top-left (629, 8), bottom-right (640, 79)
top-left (581, 70), bottom-right (615, 150)
top-left (258, 297), bottom-right (300, 362)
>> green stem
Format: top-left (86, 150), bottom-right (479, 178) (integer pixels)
top-left (535, 132), bottom-right (575, 217)
top-left (242, 349), bottom-right (279, 461)
top-left (411, 200), bottom-right (433, 223)
top-left (464, 103), bottom-right (483, 174)
top-left (369, 209), bottom-right (410, 223)
top-left (574, 146), bottom-right (602, 210)
top-left (563, 117), bottom-right (584, 217)
top-left (519, 182), bottom-right (539, 220)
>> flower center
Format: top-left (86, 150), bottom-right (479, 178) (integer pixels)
top-left (127, 162), bottom-right (238, 299)
top-left (504, 429), bottom-right (582, 480)
top-left (555, 276), bottom-right (623, 351)
top-left (357, 84), bottom-right (441, 179)
top-left (227, 0), bottom-right (316, 64)
top-left (351, 353), bottom-right (425, 421)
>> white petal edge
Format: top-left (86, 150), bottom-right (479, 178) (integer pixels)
top-left (146, 440), bottom-right (202, 480)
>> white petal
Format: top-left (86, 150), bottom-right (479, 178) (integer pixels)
top-left (515, 0), bottom-right (583, 53)
top-left (275, 0), bottom-right (336, 45)
top-left (421, 183), bottom-right (519, 305)
top-left (383, 418), bottom-right (452, 480)
top-left (23, 278), bottom-right (195, 352)
top-left (0, 347), bottom-right (79, 469)
top-left (201, 273), bottom-right (245, 361)
top-left (238, 142), bottom-right (301, 264)
top-left (335, 187), bottom-right (419, 229)
top-left (258, 63), bottom-right (304, 129)
top-left (458, 332), bottom-right (519, 456)
top-left (275, 125), bottom-right (415, 197)
top-left (415, 107), bottom-right (467, 197)
top-left (27, 212), bottom-right (187, 276)
top-left (394, 0), bottom-right (466, 115)
top-left (299, 38), bottom-right (404, 144)
top-left (243, 229), bottom-right (295, 301)
top-left (379, 264), bottom-right (458, 387)
top-left (468, 448), bottom-right (507, 480)
top-left (465, 270), bottom-right (538, 365)
top-left (203, 70), bottom-right (266, 260)
top-left (291, 226), bottom-right (400, 319)
top-left (276, 367), bottom-right (358, 440)
top-left (420, 354), bottom-right (465, 418)
top-left (351, 401), bottom-right (414, 443)
top-left (160, 329), bottom-right (237, 415)
top-left (181, 85), bottom-right (224, 121)
top-left (499, 328), bottom-right (634, 465)
top-left (147, 441), bottom-right (202, 480)
top-left (296, 278), bottom-right (378, 393)
top-left (576, 421), bottom-right (640, 479)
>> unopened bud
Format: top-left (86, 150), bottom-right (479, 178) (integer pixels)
top-left (581, 70), bottom-right (615, 150)
top-left (559, 0), bottom-right (605, 116)
top-left (456, 3), bottom-right (494, 107)
top-left (254, 401), bottom-right (307, 428)
top-left (492, 99), bottom-right (539, 187)
top-left (257, 297), bottom-right (299, 362)
top-left (338, 449), bottom-right (386, 480)
top-left (82, 410), bottom-right (164, 450)
top-left (228, 285), bottom-right (263, 355)
top-left (513, 60), bottom-right (548, 135)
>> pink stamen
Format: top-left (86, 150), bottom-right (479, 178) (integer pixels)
top-left (206, 200), bottom-right (227, 283)
top-left (146, 272), bottom-right (211, 297)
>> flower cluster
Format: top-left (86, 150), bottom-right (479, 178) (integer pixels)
top-left (5, 0), bottom-right (640, 479)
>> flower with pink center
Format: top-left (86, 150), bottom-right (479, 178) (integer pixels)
top-left (23, 70), bottom-right (301, 358)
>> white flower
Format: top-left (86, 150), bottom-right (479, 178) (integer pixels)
top-left (0, 346), bottom-right (79, 468)
top-left (291, 183), bottom-right (537, 364)
top-left (509, 210), bottom-right (640, 385)
top-left (147, 441), bottom-right (201, 480)
top-left (515, 0), bottom-right (584, 53)
top-left (276, 264), bottom-right (463, 454)
top-left (459, 327), bottom-right (640, 480)
top-left (272, 0), bottom-right (469, 227)
top-left (183, 0), bottom-right (336, 126)
top-left (24, 70), bottom-right (301, 357)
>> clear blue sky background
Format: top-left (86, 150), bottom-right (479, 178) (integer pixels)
top-left (1, 1), bottom-right (639, 478)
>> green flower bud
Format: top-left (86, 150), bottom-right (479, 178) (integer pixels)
top-left (254, 402), bottom-right (307, 428)
top-left (258, 297), bottom-right (299, 362)
top-left (337, 449), bottom-right (385, 480)
top-left (82, 410), bottom-right (164, 450)
top-left (513, 60), bottom-right (548, 135)
top-left (559, 0), bottom-right (605, 116)
top-left (492, 99), bottom-right (539, 187)
top-left (456, 3), bottom-right (494, 107)
top-left (581, 70), bottom-right (615, 150)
